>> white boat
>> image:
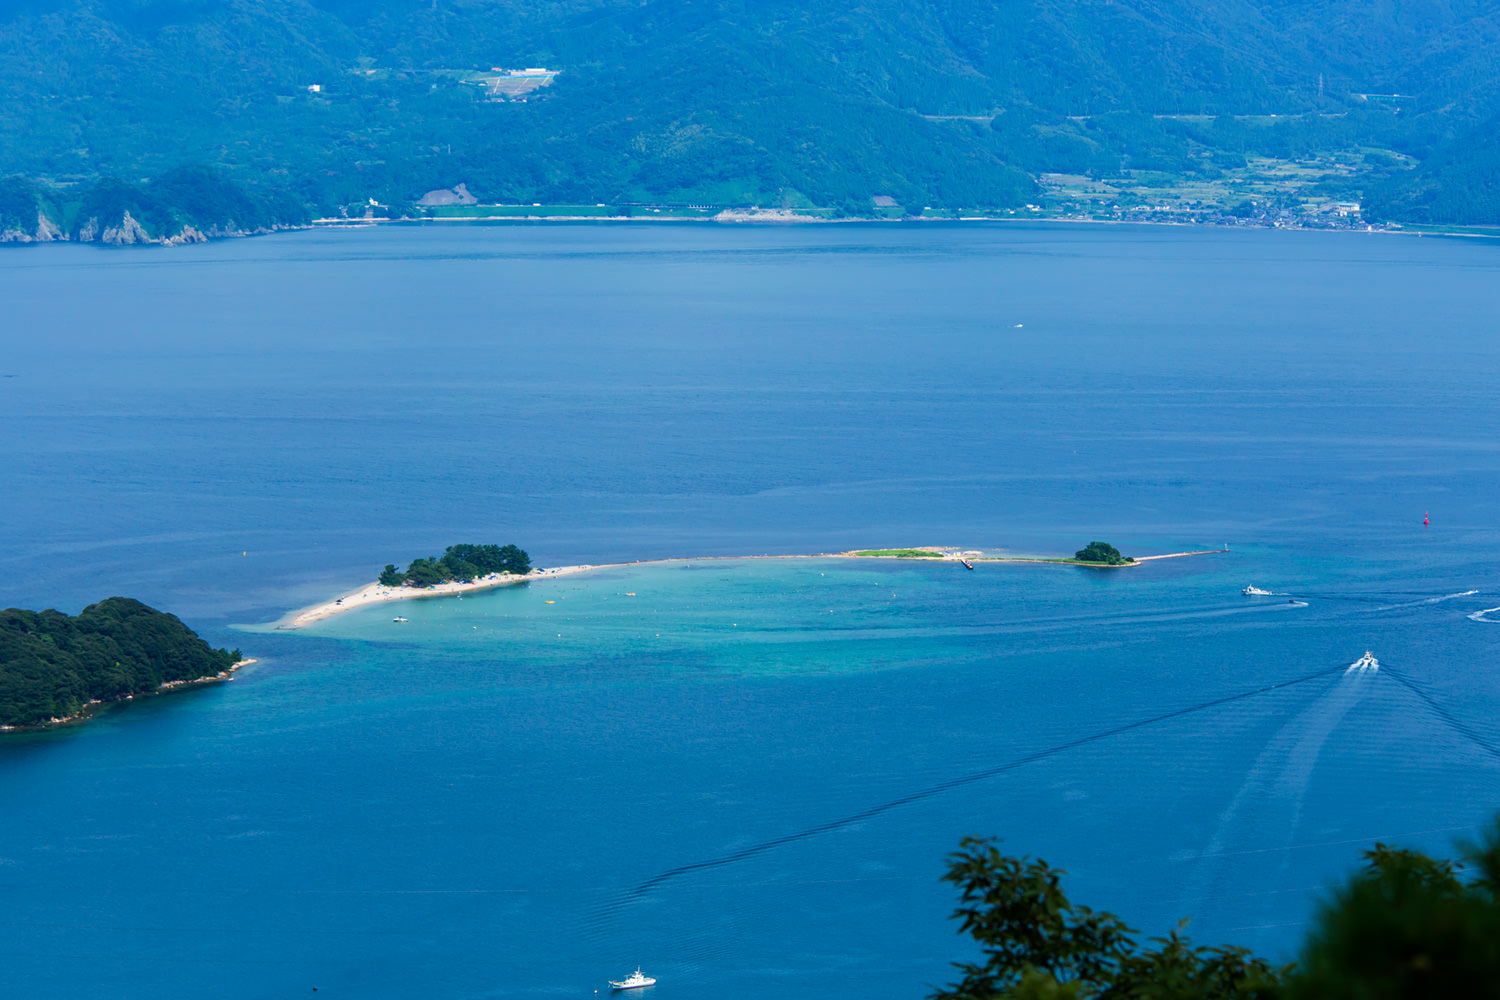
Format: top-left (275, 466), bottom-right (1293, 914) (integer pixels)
top-left (609, 969), bottom-right (656, 990)
top-left (1347, 650), bottom-right (1379, 674)
top-left (393, 616), bottom-right (408, 622)
top-left (1242, 585), bottom-right (1273, 596)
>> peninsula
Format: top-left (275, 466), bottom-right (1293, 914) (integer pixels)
top-left (281, 543), bottom-right (1227, 629)
top-left (849, 540), bottom-right (1151, 566)
top-left (281, 563), bottom-right (603, 629)
top-left (0, 597), bottom-right (250, 731)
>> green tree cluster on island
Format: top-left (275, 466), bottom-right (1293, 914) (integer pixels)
top-left (379, 544), bottom-right (532, 588)
top-left (1074, 542), bottom-right (1133, 566)
top-left (0, 598), bottom-right (239, 729)
top-left (938, 824), bottom-right (1500, 999)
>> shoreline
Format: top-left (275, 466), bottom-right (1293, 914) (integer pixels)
top-left (0, 658), bottom-right (258, 733)
top-left (276, 565), bottom-right (613, 629)
top-left (16, 213), bottom-right (1481, 252)
top-left (14, 215), bottom-right (1459, 251)
top-left (307, 214), bottom-right (1433, 238)
top-left (280, 547), bottom-right (1227, 629)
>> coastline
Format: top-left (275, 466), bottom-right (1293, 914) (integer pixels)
top-left (12, 214), bottom-right (1448, 250)
top-left (276, 566), bottom-right (612, 629)
top-left (281, 547), bottom-right (1227, 628)
top-left (309, 214), bottom-right (1427, 237)
top-left (0, 658), bottom-right (258, 733)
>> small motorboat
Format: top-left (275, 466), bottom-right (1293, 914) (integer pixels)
top-left (1242, 585), bottom-right (1273, 596)
top-left (1347, 651), bottom-right (1379, 674)
top-left (960, 558), bottom-right (975, 570)
top-left (392, 616), bottom-right (408, 622)
top-left (609, 968), bottom-right (656, 990)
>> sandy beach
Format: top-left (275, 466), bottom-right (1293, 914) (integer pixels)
top-left (277, 565), bottom-right (611, 629)
top-left (279, 547), bottom-right (1227, 629)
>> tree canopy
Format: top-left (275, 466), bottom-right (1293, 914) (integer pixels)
top-left (938, 821), bottom-right (1500, 999)
top-left (937, 837), bottom-right (1283, 1000)
top-left (380, 543), bottom-right (532, 588)
top-left (0, 598), bottom-right (239, 728)
top-left (1074, 542), bottom-right (1132, 565)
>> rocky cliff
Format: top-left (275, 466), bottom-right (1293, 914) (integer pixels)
top-left (0, 211), bottom-right (63, 243)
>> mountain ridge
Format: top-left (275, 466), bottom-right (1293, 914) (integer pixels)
top-left (0, 0), bottom-right (1496, 227)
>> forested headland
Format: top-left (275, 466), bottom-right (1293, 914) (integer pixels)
top-left (379, 544), bottom-right (533, 588)
top-left (0, 168), bottom-right (308, 246)
top-left (0, 598), bottom-right (242, 729)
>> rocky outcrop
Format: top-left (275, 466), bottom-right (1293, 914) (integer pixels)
top-left (203, 223), bottom-right (270, 238)
top-left (0, 211), bottom-right (66, 242)
top-left (163, 225), bottom-right (208, 245)
top-left (418, 182), bottom-right (478, 206)
top-left (98, 210), bottom-right (152, 245)
top-left (69, 215), bottom-right (289, 245)
top-left (36, 212), bottom-right (62, 241)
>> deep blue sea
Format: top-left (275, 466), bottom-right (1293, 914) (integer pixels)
top-left (3, 222), bottom-right (1499, 999)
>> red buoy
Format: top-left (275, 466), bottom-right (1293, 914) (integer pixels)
top-left (1424, 511), bottom-right (1429, 526)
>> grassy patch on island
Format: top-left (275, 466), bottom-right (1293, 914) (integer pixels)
top-left (853, 549), bottom-right (945, 558)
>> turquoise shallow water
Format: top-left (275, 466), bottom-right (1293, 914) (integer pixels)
top-left (3, 223), bottom-right (1500, 997)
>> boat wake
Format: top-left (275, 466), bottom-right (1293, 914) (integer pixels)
top-left (1468, 606), bottom-right (1500, 623)
top-left (587, 661), bottom-right (1350, 927)
top-left (1381, 665), bottom-right (1500, 763)
top-left (1375, 590), bottom-right (1479, 611)
top-left (1177, 668), bottom-right (1374, 938)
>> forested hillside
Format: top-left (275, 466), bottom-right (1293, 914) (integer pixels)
top-left (0, 0), bottom-right (1497, 230)
top-left (0, 598), bottom-right (240, 728)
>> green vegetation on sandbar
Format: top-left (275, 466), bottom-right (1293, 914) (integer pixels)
top-left (0, 598), bottom-right (241, 729)
top-left (379, 543), bottom-right (532, 588)
top-left (1071, 540), bottom-right (1135, 566)
top-left (854, 549), bottom-right (944, 558)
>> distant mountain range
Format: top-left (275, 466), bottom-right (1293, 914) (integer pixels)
top-left (1, 0), bottom-right (1497, 236)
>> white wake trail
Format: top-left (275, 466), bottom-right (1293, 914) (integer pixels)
top-left (1176, 671), bottom-right (1373, 940)
top-left (1375, 590), bottom-right (1479, 612)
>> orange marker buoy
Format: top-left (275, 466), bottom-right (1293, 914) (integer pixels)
top-left (1424, 512), bottom-right (1429, 526)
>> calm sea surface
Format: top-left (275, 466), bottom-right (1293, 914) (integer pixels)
top-left (2, 222), bottom-right (1499, 998)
